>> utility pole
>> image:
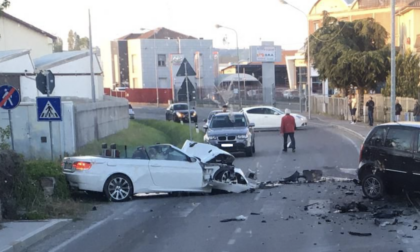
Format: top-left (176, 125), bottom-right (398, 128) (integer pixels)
top-left (390, 0), bottom-right (396, 122)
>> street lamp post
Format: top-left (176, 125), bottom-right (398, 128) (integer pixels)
top-left (279, 0), bottom-right (312, 119)
top-left (390, 0), bottom-right (396, 122)
top-left (141, 28), bottom-right (159, 107)
top-left (216, 24), bottom-right (242, 108)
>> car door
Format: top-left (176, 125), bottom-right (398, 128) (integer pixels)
top-left (262, 108), bottom-right (282, 128)
top-left (106, 150), bottom-right (153, 194)
top-left (245, 108), bottom-right (265, 128)
top-left (408, 129), bottom-right (420, 191)
top-left (147, 145), bottom-right (203, 191)
top-left (383, 127), bottom-right (415, 186)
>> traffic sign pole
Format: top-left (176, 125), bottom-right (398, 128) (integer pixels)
top-left (7, 110), bottom-right (14, 150)
top-left (185, 62), bottom-right (192, 141)
top-left (46, 72), bottom-right (54, 161)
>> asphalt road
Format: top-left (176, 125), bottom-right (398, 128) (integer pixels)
top-left (27, 107), bottom-right (420, 252)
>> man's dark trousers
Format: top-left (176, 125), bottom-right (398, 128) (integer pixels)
top-left (368, 110), bottom-right (374, 126)
top-left (283, 133), bottom-right (295, 151)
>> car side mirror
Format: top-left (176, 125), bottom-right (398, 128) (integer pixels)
top-left (249, 123), bottom-right (255, 128)
top-left (274, 112), bottom-right (280, 115)
top-left (203, 119), bottom-right (207, 123)
top-left (189, 157), bottom-right (197, 163)
top-left (193, 107), bottom-right (195, 110)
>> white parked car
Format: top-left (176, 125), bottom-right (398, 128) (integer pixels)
top-left (62, 140), bottom-right (255, 202)
top-left (241, 106), bottom-right (308, 129)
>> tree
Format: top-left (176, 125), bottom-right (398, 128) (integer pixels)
top-left (67, 30), bottom-right (75, 51)
top-left (79, 37), bottom-right (90, 49)
top-left (0, 0), bottom-right (10, 11)
top-left (308, 12), bottom-right (390, 98)
top-left (74, 32), bottom-right (81, 50)
top-left (382, 49), bottom-right (420, 99)
top-left (53, 37), bottom-right (63, 52)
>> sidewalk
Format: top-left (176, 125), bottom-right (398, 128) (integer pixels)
top-left (0, 219), bottom-right (70, 252)
top-left (310, 114), bottom-right (374, 140)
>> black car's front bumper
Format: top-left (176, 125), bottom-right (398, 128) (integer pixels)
top-left (175, 115), bottom-right (197, 122)
top-left (207, 140), bottom-right (250, 153)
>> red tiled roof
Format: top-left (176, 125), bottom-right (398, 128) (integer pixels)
top-left (0, 11), bottom-right (57, 40)
top-left (118, 27), bottom-right (197, 41)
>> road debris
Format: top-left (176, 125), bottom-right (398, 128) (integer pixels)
top-left (374, 218), bottom-right (398, 227)
top-left (412, 226), bottom-right (417, 230)
top-left (258, 170), bottom-right (323, 189)
top-left (250, 212), bottom-right (261, 215)
top-left (373, 210), bottom-right (403, 219)
top-left (304, 202), bottom-right (319, 211)
top-left (92, 206), bottom-right (97, 211)
top-left (335, 202), bottom-right (369, 213)
top-left (220, 215), bottom-right (247, 223)
top-left (348, 231), bottom-right (372, 237)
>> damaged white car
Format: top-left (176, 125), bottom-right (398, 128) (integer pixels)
top-left (62, 140), bottom-right (256, 202)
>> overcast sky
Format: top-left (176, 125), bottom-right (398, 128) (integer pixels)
top-left (7, 0), bottom-right (317, 50)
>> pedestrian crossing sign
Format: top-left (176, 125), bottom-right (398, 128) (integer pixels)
top-left (36, 97), bottom-right (62, 121)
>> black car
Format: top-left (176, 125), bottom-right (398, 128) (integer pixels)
top-left (358, 122), bottom-right (420, 200)
top-left (165, 103), bottom-right (197, 123)
top-left (203, 112), bottom-right (256, 156)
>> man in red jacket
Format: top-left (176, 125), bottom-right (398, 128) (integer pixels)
top-left (280, 109), bottom-right (296, 153)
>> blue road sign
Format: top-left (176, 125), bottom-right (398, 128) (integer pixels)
top-left (0, 85), bottom-right (21, 110)
top-left (36, 97), bottom-right (62, 121)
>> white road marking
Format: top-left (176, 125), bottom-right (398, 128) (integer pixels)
top-left (341, 133), bottom-right (361, 154)
top-left (234, 228), bottom-right (242, 234)
top-left (173, 203), bottom-right (201, 217)
top-left (254, 190), bottom-right (264, 201)
top-left (228, 239), bottom-right (236, 245)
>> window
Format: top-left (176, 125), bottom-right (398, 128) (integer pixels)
top-left (368, 127), bottom-right (386, 147)
top-left (131, 147), bottom-right (148, 160)
top-left (384, 128), bottom-right (414, 152)
top-left (131, 54), bottom-right (138, 73)
top-left (418, 132), bottom-right (420, 152)
top-left (158, 54), bottom-right (166, 67)
top-left (210, 115), bottom-right (247, 128)
top-left (146, 146), bottom-right (188, 162)
top-left (263, 108), bottom-right (276, 115)
top-left (314, 23), bottom-right (319, 31)
top-left (247, 108), bottom-right (263, 114)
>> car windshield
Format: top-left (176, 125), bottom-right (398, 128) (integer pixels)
top-left (173, 104), bottom-right (188, 110)
top-left (210, 114), bottom-right (247, 128)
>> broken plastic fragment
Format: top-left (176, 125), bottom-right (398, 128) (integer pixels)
top-left (348, 231), bottom-right (372, 236)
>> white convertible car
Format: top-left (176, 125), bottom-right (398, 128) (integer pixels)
top-left (241, 106), bottom-right (308, 130)
top-left (62, 141), bottom-right (256, 202)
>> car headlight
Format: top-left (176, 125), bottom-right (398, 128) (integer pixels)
top-left (208, 135), bottom-right (217, 140)
top-left (176, 112), bottom-right (183, 117)
top-left (191, 111), bottom-right (197, 117)
top-left (237, 135), bottom-right (248, 139)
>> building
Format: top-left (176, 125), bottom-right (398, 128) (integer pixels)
top-left (101, 27), bottom-right (215, 101)
top-left (285, 0), bottom-right (420, 95)
top-left (309, 0), bottom-right (420, 53)
top-left (0, 12), bottom-right (57, 59)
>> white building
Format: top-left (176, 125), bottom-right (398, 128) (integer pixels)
top-left (0, 12), bottom-right (56, 59)
top-left (101, 27), bottom-right (216, 100)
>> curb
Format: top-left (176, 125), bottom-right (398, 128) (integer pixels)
top-left (1, 219), bottom-right (71, 252)
top-left (313, 117), bottom-right (365, 140)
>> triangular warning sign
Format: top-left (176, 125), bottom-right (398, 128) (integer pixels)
top-left (176, 58), bottom-right (196, 77)
top-left (40, 101), bottom-right (60, 119)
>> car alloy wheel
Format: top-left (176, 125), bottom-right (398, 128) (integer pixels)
top-left (105, 174), bottom-right (133, 202)
top-left (362, 174), bottom-right (384, 200)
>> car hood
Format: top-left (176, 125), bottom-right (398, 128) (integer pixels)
top-left (181, 140), bottom-right (235, 164)
top-left (206, 127), bottom-right (248, 136)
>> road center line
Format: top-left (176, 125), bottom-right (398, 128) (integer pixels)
top-left (227, 239), bottom-right (236, 245)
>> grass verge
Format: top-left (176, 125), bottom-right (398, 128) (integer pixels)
top-left (77, 120), bottom-right (204, 156)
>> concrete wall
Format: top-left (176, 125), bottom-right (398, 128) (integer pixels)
top-left (73, 96), bottom-right (129, 148)
top-left (0, 16), bottom-right (54, 59)
top-left (0, 101), bottom-right (76, 159)
top-left (20, 75), bottom-right (104, 102)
